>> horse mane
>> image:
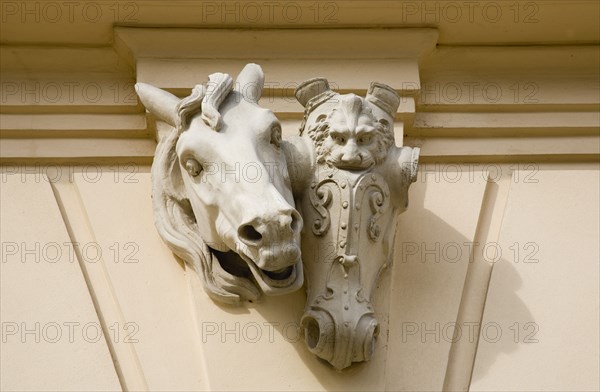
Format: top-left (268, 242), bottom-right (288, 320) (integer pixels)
top-left (152, 73), bottom-right (260, 305)
top-left (176, 72), bottom-right (234, 133)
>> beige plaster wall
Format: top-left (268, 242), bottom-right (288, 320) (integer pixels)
top-left (1, 163), bottom-right (598, 391)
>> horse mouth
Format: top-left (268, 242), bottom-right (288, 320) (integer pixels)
top-left (209, 247), bottom-right (302, 292)
top-left (262, 266), bottom-right (294, 280)
top-left (257, 264), bottom-right (298, 288)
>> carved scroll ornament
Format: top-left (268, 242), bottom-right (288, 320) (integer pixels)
top-left (285, 78), bottom-right (419, 369)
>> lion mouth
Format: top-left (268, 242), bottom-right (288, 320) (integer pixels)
top-left (327, 158), bottom-right (374, 171)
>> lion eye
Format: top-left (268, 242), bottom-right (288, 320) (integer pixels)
top-left (334, 135), bottom-right (346, 144)
top-left (184, 158), bottom-right (202, 177)
top-left (270, 124), bottom-right (282, 148)
top-left (358, 135), bottom-right (372, 145)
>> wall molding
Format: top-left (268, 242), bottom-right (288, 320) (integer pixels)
top-left (1, 27), bottom-right (598, 163)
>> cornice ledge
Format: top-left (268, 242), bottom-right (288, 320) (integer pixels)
top-left (115, 28), bottom-right (438, 121)
top-left (114, 27), bottom-right (439, 62)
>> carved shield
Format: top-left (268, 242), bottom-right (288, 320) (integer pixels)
top-left (300, 165), bottom-right (398, 369)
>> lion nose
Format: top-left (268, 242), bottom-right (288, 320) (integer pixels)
top-left (341, 141), bottom-right (362, 165)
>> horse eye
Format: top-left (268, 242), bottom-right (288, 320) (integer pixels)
top-left (184, 158), bottom-right (202, 177)
top-left (270, 125), bottom-right (282, 148)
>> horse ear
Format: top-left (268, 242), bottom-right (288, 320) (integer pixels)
top-left (135, 83), bottom-right (180, 127)
top-left (235, 63), bottom-right (264, 103)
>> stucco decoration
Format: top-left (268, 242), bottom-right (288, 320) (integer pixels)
top-left (283, 78), bottom-right (420, 370)
top-left (137, 64), bottom-right (418, 370)
top-left (135, 64), bottom-right (304, 305)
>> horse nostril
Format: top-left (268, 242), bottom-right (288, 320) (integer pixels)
top-left (238, 224), bottom-right (263, 244)
top-left (290, 211), bottom-right (302, 234)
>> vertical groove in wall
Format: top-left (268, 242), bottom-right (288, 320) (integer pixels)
top-left (50, 178), bottom-right (148, 392)
top-left (442, 170), bottom-right (512, 392)
top-left (184, 263), bottom-right (214, 391)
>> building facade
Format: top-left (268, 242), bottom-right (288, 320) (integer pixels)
top-left (1, 1), bottom-right (599, 391)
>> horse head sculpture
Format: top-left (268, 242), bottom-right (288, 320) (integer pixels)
top-left (284, 78), bottom-right (420, 369)
top-left (136, 64), bottom-right (303, 305)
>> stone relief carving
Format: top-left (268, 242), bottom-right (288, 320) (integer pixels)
top-left (285, 78), bottom-right (419, 369)
top-left (136, 64), bottom-right (419, 370)
top-left (135, 64), bottom-right (303, 305)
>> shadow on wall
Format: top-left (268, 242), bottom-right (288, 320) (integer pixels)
top-left (182, 167), bottom-right (535, 390)
top-left (391, 173), bottom-right (535, 389)
top-left (470, 250), bottom-right (533, 383)
top-left (252, 174), bottom-right (536, 389)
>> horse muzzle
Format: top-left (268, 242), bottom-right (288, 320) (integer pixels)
top-left (248, 256), bottom-right (304, 293)
top-left (235, 205), bottom-right (304, 293)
